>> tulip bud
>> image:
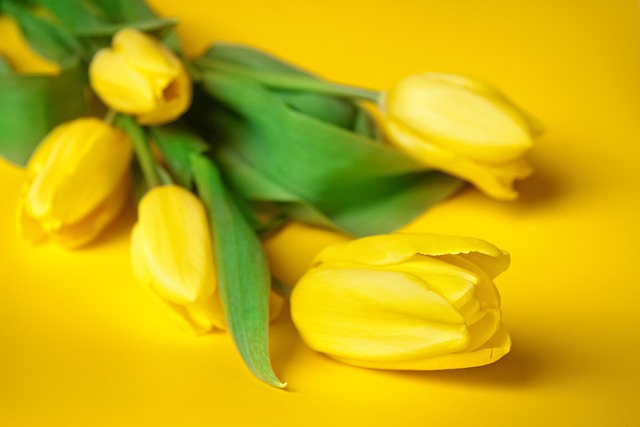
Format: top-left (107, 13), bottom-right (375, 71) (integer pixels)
top-left (130, 185), bottom-right (224, 334)
top-left (290, 233), bottom-right (511, 370)
top-left (89, 28), bottom-right (192, 125)
top-left (381, 73), bottom-right (541, 200)
top-left (18, 118), bottom-right (132, 248)
top-left (131, 185), bottom-right (285, 334)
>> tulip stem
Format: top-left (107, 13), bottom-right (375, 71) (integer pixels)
top-left (195, 59), bottom-right (381, 102)
top-left (116, 115), bottom-right (161, 188)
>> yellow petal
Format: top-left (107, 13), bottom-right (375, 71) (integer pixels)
top-left (332, 324), bottom-right (511, 370)
top-left (137, 65), bottom-right (192, 125)
top-left (381, 255), bottom-right (479, 308)
top-left (89, 48), bottom-right (157, 113)
top-left (386, 120), bottom-right (531, 200)
top-left (315, 233), bottom-right (509, 274)
top-left (145, 289), bottom-right (215, 336)
top-left (386, 74), bottom-right (533, 164)
top-left (183, 293), bottom-right (226, 332)
top-left (89, 28), bottom-right (192, 125)
top-left (114, 28), bottom-right (178, 76)
top-left (47, 174), bottom-right (130, 248)
top-left (291, 267), bottom-right (468, 362)
top-left (137, 186), bottom-right (216, 304)
top-left (24, 118), bottom-right (132, 227)
top-left (422, 73), bottom-right (545, 137)
top-left (464, 308), bottom-right (501, 351)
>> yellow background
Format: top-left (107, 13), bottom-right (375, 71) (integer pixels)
top-left (2, 0), bottom-right (640, 425)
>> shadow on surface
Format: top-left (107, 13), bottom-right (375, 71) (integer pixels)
top-left (82, 202), bottom-right (137, 250)
top-left (511, 141), bottom-right (572, 211)
top-left (390, 341), bottom-right (534, 388)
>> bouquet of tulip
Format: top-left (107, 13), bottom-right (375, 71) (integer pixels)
top-left (0, 0), bottom-right (541, 388)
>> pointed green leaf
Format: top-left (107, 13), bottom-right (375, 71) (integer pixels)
top-left (190, 154), bottom-right (285, 389)
top-left (191, 73), bottom-right (461, 236)
top-left (202, 43), bottom-right (378, 136)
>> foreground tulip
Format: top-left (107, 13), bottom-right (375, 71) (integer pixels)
top-left (18, 118), bottom-right (132, 248)
top-left (131, 185), bottom-right (223, 334)
top-left (89, 28), bottom-right (191, 125)
top-left (291, 233), bottom-right (511, 370)
top-left (131, 185), bottom-right (286, 334)
top-left (381, 73), bottom-right (541, 200)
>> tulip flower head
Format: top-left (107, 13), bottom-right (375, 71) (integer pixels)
top-left (131, 185), bottom-right (224, 334)
top-left (89, 28), bottom-right (192, 125)
top-left (381, 73), bottom-right (541, 200)
top-left (18, 118), bottom-right (132, 248)
top-left (291, 233), bottom-right (511, 370)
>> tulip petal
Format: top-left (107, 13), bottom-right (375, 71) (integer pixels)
top-left (315, 233), bottom-right (509, 276)
top-left (332, 324), bottom-right (511, 370)
top-left (381, 255), bottom-right (479, 309)
top-left (464, 308), bottom-right (501, 351)
top-left (114, 28), bottom-right (178, 76)
top-left (133, 211), bottom-right (224, 334)
top-left (386, 75), bottom-right (533, 164)
top-left (137, 186), bottom-right (216, 304)
top-left (25, 119), bottom-right (132, 228)
top-left (89, 28), bottom-right (192, 125)
top-left (386, 120), bottom-right (531, 200)
top-left (183, 293), bottom-right (227, 331)
top-left (440, 254), bottom-right (501, 307)
top-left (292, 267), bottom-right (469, 361)
top-left (90, 48), bottom-right (157, 113)
top-left (145, 289), bottom-right (215, 336)
top-left (47, 174), bottom-right (130, 248)
top-left (137, 66), bottom-right (191, 125)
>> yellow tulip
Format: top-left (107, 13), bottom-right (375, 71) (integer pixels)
top-left (291, 233), bottom-right (511, 370)
top-left (0, 15), bottom-right (59, 74)
top-left (18, 118), bottom-right (132, 248)
top-left (131, 185), bottom-right (285, 334)
top-left (131, 185), bottom-right (223, 334)
top-left (381, 73), bottom-right (542, 200)
top-left (89, 28), bottom-right (191, 125)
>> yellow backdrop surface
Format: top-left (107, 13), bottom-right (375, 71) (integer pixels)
top-left (1, 0), bottom-right (640, 425)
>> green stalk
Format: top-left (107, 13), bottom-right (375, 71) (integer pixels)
top-left (195, 58), bottom-right (381, 102)
top-left (116, 114), bottom-right (161, 188)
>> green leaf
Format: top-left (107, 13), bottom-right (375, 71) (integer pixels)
top-left (33, 0), bottom-right (108, 33)
top-left (191, 73), bottom-right (462, 236)
top-left (2, 1), bottom-right (84, 66)
top-left (202, 43), bottom-right (379, 137)
top-left (86, 0), bottom-right (158, 22)
top-left (190, 154), bottom-right (285, 389)
top-left (150, 124), bottom-right (208, 189)
top-left (70, 17), bottom-right (179, 38)
top-left (0, 60), bottom-right (88, 165)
